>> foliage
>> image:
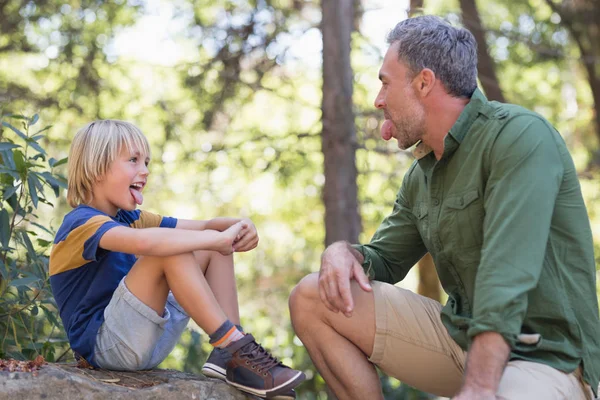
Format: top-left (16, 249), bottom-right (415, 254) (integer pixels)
top-left (0, 112), bottom-right (68, 362)
top-left (0, 1), bottom-right (598, 399)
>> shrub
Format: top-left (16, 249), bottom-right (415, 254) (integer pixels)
top-left (0, 113), bottom-right (68, 361)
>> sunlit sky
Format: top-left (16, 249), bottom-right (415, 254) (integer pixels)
top-left (113, 0), bottom-right (411, 67)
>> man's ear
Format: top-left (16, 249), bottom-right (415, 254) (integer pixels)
top-left (415, 68), bottom-right (436, 97)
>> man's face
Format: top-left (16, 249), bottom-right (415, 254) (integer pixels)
top-left (374, 42), bottom-right (426, 149)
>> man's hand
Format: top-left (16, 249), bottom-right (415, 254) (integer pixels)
top-left (318, 241), bottom-right (372, 318)
top-left (232, 218), bottom-right (258, 252)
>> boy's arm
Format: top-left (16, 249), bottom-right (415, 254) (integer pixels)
top-left (176, 217), bottom-right (258, 252)
top-left (99, 222), bottom-right (246, 257)
top-left (175, 217), bottom-right (242, 232)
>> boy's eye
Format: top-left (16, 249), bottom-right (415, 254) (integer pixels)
top-left (129, 157), bottom-right (137, 163)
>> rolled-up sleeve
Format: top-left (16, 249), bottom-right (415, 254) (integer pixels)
top-left (467, 116), bottom-right (564, 347)
top-left (352, 177), bottom-right (427, 284)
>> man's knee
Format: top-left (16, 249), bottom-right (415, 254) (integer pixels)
top-left (289, 273), bottom-right (320, 320)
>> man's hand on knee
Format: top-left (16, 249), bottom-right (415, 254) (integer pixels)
top-left (318, 241), bottom-right (372, 318)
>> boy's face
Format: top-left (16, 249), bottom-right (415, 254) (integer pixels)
top-left (89, 145), bottom-right (150, 216)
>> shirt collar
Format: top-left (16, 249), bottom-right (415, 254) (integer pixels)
top-left (448, 88), bottom-right (488, 143)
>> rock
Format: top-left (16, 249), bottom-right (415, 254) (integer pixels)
top-left (0, 363), bottom-right (253, 400)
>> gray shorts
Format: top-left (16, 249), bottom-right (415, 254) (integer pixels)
top-left (93, 278), bottom-right (190, 370)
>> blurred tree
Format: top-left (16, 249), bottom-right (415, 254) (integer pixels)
top-left (321, 0), bottom-right (361, 246)
top-left (543, 0), bottom-right (600, 151)
top-left (459, 0), bottom-right (506, 102)
top-left (0, 0), bottom-right (141, 117)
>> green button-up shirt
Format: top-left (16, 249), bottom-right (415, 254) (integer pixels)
top-left (355, 89), bottom-right (600, 392)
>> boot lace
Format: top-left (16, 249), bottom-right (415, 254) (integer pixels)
top-left (238, 341), bottom-right (281, 374)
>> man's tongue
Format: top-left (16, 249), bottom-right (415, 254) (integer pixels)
top-left (381, 120), bottom-right (395, 141)
top-left (130, 188), bottom-right (143, 205)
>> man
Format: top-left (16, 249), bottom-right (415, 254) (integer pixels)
top-left (289, 15), bottom-right (600, 400)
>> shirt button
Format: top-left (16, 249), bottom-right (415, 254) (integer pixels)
top-left (432, 198), bottom-right (440, 206)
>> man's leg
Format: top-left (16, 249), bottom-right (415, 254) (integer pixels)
top-left (289, 273), bottom-right (381, 399)
top-left (289, 273), bottom-right (466, 400)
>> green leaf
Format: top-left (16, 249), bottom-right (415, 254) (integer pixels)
top-left (4, 114), bottom-right (28, 121)
top-left (34, 125), bottom-right (53, 135)
top-left (0, 258), bottom-right (7, 280)
top-left (31, 222), bottom-right (53, 236)
top-left (36, 238), bottom-right (52, 247)
top-left (9, 277), bottom-right (41, 288)
top-left (0, 143), bottom-right (20, 151)
top-left (2, 121), bottom-right (28, 141)
top-left (40, 171), bottom-right (68, 193)
top-left (30, 133), bottom-right (45, 142)
top-left (40, 305), bottom-right (61, 328)
top-left (20, 231), bottom-right (36, 261)
top-left (30, 305), bottom-right (38, 316)
top-left (28, 176), bottom-right (39, 208)
top-left (0, 167), bottom-right (19, 179)
top-left (2, 184), bottom-right (18, 202)
top-left (0, 148), bottom-right (16, 169)
top-left (27, 139), bottom-right (46, 155)
top-left (49, 157), bottom-right (68, 168)
top-left (10, 318), bottom-right (22, 352)
top-left (30, 114), bottom-right (39, 126)
top-left (13, 150), bottom-right (26, 174)
top-left (0, 208), bottom-right (9, 248)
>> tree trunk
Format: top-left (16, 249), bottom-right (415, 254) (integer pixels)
top-left (409, 0), bottom-right (424, 16)
top-left (321, 0), bottom-right (361, 247)
top-left (459, 0), bottom-right (506, 102)
top-left (544, 0), bottom-right (600, 148)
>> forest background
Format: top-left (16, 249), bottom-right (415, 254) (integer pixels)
top-left (1, 0), bottom-right (599, 399)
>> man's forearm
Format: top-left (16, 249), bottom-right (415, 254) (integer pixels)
top-left (459, 331), bottom-right (510, 396)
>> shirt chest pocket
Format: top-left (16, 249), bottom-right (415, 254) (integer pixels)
top-left (444, 189), bottom-right (484, 249)
top-left (412, 202), bottom-right (429, 239)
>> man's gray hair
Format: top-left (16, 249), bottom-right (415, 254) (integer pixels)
top-left (387, 15), bottom-right (478, 98)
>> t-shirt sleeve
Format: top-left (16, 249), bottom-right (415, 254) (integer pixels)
top-left (128, 210), bottom-right (177, 229)
top-left (50, 214), bottom-right (121, 276)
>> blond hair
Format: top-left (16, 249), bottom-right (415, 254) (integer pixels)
top-left (67, 120), bottom-right (151, 208)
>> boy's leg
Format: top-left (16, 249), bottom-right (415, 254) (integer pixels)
top-left (124, 252), bottom-right (304, 397)
top-left (147, 250), bottom-right (238, 369)
top-left (289, 273), bottom-right (466, 400)
top-left (125, 252), bottom-right (229, 334)
top-left (193, 250), bottom-right (240, 325)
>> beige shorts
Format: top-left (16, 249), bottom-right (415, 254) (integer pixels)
top-left (368, 281), bottom-right (595, 400)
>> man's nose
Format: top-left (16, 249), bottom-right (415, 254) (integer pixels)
top-left (374, 92), bottom-right (385, 109)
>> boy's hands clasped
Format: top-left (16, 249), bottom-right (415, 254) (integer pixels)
top-left (233, 218), bottom-right (259, 252)
top-left (218, 218), bottom-right (259, 255)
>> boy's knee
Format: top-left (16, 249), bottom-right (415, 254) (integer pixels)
top-left (289, 273), bottom-right (320, 317)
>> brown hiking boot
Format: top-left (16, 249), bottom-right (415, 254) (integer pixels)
top-left (223, 334), bottom-right (305, 399)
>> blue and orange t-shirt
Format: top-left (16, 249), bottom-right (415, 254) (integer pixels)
top-left (49, 205), bottom-right (177, 366)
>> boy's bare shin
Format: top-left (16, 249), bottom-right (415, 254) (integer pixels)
top-left (125, 252), bottom-right (229, 335)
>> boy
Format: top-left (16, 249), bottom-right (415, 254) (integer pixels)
top-left (49, 120), bottom-right (304, 399)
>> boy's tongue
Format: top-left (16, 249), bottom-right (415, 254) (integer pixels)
top-left (381, 119), bottom-right (395, 141)
top-left (130, 188), bottom-right (143, 205)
